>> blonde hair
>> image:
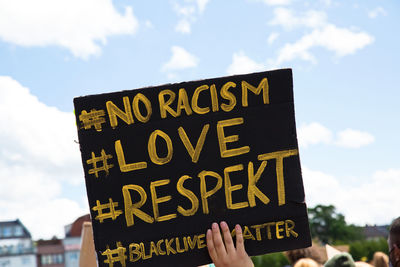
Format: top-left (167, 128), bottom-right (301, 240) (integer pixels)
top-left (294, 258), bottom-right (320, 267)
top-left (371, 251), bottom-right (389, 267)
top-left (285, 246), bottom-right (323, 264)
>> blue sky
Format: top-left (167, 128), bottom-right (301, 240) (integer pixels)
top-left (0, 0), bottom-right (399, 239)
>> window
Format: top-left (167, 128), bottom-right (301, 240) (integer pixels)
top-left (14, 226), bottom-right (23, 236)
top-left (67, 252), bottom-right (79, 264)
top-left (21, 256), bottom-right (31, 265)
top-left (56, 254), bottom-right (64, 263)
top-left (4, 245), bottom-right (12, 254)
top-left (0, 259), bottom-right (10, 266)
top-left (69, 252), bottom-right (78, 261)
top-left (41, 254), bottom-right (64, 265)
top-left (2, 227), bottom-right (12, 237)
top-left (41, 255), bottom-right (52, 265)
top-left (17, 243), bottom-right (24, 254)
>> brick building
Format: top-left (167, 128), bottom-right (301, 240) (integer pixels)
top-left (36, 238), bottom-right (64, 267)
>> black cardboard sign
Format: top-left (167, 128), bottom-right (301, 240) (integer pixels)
top-left (74, 69), bottom-right (311, 267)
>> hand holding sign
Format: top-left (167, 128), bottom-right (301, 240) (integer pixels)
top-left (206, 222), bottom-right (254, 267)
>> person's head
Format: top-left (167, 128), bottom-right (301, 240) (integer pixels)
top-left (389, 217), bottom-right (400, 267)
top-left (285, 246), bottom-right (323, 265)
top-left (294, 258), bottom-right (320, 267)
top-left (372, 251), bottom-right (389, 267)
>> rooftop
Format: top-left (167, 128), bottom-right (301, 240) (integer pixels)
top-left (0, 219), bottom-right (31, 239)
top-left (65, 214), bottom-right (91, 237)
top-left (37, 238), bottom-right (64, 254)
top-left (362, 225), bottom-right (389, 239)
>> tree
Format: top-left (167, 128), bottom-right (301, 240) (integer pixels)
top-left (350, 238), bottom-right (389, 261)
top-left (252, 252), bottom-right (289, 267)
top-left (308, 204), bottom-right (363, 244)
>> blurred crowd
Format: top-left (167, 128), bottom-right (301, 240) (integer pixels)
top-left (283, 216), bottom-right (399, 267)
top-left (286, 245), bottom-right (389, 267)
top-left (202, 216), bottom-right (400, 267)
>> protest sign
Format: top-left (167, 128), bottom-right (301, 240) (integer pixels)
top-left (74, 69), bottom-right (311, 266)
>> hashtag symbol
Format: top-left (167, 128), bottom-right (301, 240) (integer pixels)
top-left (79, 109), bottom-right (106, 131)
top-left (102, 242), bottom-right (127, 267)
top-left (86, 149), bottom-right (114, 178)
top-left (92, 198), bottom-right (123, 223)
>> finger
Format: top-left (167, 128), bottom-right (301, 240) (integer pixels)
top-left (211, 222), bottom-right (227, 258)
top-left (220, 221), bottom-right (235, 254)
top-left (206, 229), bottom-right (218, 262)
top-left (235, 224), bottom-right (245, 253)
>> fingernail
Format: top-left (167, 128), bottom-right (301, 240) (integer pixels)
top-left (207, 229), bottom-right (211, 235)
top-left (235, 224), bottom-right (242, 232)
top-left (212, 222), bottom-right (218, 230)
top-left (220, 221), bottom-right (227, 229)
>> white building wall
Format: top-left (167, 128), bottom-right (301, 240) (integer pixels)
top-left (63, 237), bottom-right (81, 267)
top-left (0, 254), bottom-right (36, 267)
top-left (64, 250), bottom-right (79, 267)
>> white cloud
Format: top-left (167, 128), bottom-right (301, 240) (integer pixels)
top-left (320, 0), bottom-right (333, 6)
top-left (297, 122), bottom-right (333, 148)
top-left (298, 122), bottom-right (374, 149)
top-left (226, 52), bottom-right (266, 75)
top-left (0, 0), bottom-right (139, 59)
top-left (269, 8), bottom-right (327, 30)
top-left (313, 25), bottom-right (374, 57)
top-left (166, 73), bottom-right (179, 81)
top-left (335, 129), bottom-right (375, 148)
top-left (0, 198), bottom-right (87, 240)
top-left (174, 3), bottom-right (196, 16)
top-left (162, 46), bottom-right (199, 72)
top-left (268, 8), bottom-right (374, 65)
top-left (302, 167), bottom-right (340, 206)
top-left (172, 0), bottom-right (210, 34)
top-left (175, 19), bottom-right (192, 34)
top-left (259, 0), bottom-right (291, 6)
top-left (0, 76), bottom-right (87, 238)
top-left (267, 32), bottom-right (279, 44)
top-left (233, 8), bottom-right (373, 69)
top-left (197, 0), bottom-right (210, 14)
top-left (0, 77), bottom-right (81, 174)
top-left (274, 24), bottom-right (374, 65)
top-left (275, 37), bottom-right (317, 65)
top-left (303, 167), bottom-right (400, 225)
top-left (368, 7), bottom-right (387, 19)
top-left (144, 20), bottom-right (154, 29)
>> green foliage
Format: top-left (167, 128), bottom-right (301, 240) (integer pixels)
top-left (308, 204), bottom-right (364, 244)
top-left (252, 252), bottom-right (290, 267)
top-left (350, 238), bottom-right (389, 261)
